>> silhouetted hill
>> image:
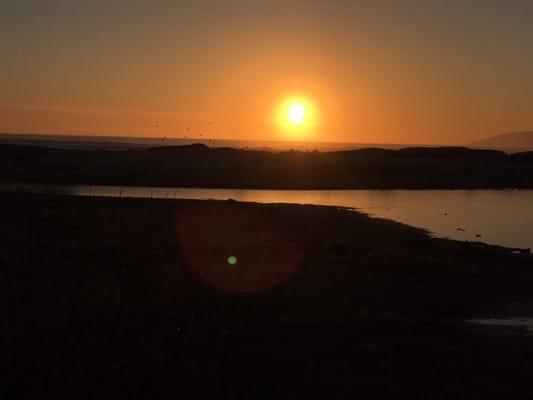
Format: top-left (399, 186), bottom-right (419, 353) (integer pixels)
top-left (470, 131), bottom-right (533, 150)
top-left (148, 143), bottom-right (210, 152)
top-left (1, 144), bottom-right (533, 189)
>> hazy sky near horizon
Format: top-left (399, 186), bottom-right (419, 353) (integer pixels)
top-left (1, 0), bottom-right (533, 144)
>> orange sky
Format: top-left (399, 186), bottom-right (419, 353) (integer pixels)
top-left (1, 1), bottom-right (533, 144)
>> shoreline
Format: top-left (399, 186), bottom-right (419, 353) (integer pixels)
top-left (2, 184), bottom-right (533, 251)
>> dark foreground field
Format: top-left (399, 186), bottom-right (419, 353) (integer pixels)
top-left (1, 192), bottom-right (532, 399)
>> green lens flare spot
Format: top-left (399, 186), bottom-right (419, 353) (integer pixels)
top-left (227, 256), bottom-right (238, 265)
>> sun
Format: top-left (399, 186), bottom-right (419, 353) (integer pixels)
top-left (287, 103), bottom-right (306, 125)
top-left (276, 96), bottom-right (317, 139)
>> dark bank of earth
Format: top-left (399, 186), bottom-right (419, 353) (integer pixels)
top-left (0, 192), bottom-right (532, 399)
top-left (2, 143), bottom-right (533, 189)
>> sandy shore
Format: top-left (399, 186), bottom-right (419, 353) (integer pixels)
top-left (0, 192), bottom-right (532, 398)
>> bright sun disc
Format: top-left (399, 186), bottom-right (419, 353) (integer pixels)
top-left (288, 103), bottom-right (306, 125)
top-left (276, 96), bottom-right (317, 140)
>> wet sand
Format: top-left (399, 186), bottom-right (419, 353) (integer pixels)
top-left (0, 192), bottom-right (532, 398)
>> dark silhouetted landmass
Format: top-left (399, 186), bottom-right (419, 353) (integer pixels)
top-left (1, 143), bottom-right (533, 189)
top-left (1, 191), bottom-right (532, 398)
top-left (470, 131), bottom-right (533, 150)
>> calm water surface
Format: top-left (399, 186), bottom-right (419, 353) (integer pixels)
top-left (466, 318), bottom-right (533, 333)
top-left (2, 183), bottom-right (533, 250)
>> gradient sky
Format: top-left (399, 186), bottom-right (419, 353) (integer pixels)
top-left (1, 0), bottom-right (533, 144)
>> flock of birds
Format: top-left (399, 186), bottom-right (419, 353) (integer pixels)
top-left (154, 120), bottom-right (217, 145)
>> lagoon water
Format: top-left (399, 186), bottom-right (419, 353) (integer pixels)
top-left (2, 183), bottom-right (533, 250)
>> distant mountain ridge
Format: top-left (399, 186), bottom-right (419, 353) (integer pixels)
top-left (470, 131), bottom-right (533, 150)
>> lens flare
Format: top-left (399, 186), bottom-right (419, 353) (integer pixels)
top-left (177, 204), bottom-right (304, 293)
